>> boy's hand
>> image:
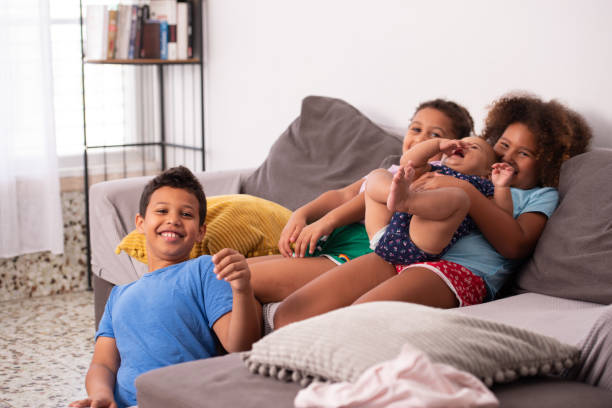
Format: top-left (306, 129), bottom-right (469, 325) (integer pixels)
top-left (68, 396), bottom-right (117, 408)
top-left (438, 139), bottom-right (466, 156)
top-left (212, 248), bottom-right (252, 293)
top-left (491, 162), bottom-right (514, 187)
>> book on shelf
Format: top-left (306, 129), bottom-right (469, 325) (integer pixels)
top-left (85, 5), bottom-right (108, 60)
top-left (85, 1), bottom-right (194, 61)
top-left (160, 20), bottom-right (169, 60)
top-left (127, 5), bottom-right (139, 59)
top-left (149, 0), bottom-right (177, 60)
top-left (107, 9), bottom-right (118, 59)
top-left (141, 21), bottom-right (161, 59)
top-left (176, 1), bottom-right (188, 60)
top-left (115, 4), bottom-right (132, 59)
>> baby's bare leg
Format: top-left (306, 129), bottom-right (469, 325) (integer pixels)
top-left (408, 187), bottom-right (470, 255)
top-left (387, 167), bottom-right (469, 254)
top-left (364, 169), bottom-right (395, 238)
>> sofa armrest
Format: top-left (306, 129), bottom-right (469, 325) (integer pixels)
top-left (89, 168), bottom-right (254, 286)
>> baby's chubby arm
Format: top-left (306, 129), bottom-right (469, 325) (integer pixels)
top-left (212, 249), bottom-right (262, 352)
top-left (400, 138), bottom-right (466, 178)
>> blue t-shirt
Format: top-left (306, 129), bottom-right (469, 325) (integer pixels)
top-left (442, 187), bottom-right (559, 300)
top-left (96, 255), bottom-right (233, 408)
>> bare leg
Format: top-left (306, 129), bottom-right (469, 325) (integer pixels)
top-left (250, 256), bottom-right (336, 303)
top-left (387, 167), bottom-right (470, 254)
top-left (364, 169), bottom-right (395, 238)
top-left (354, 266), bottom-right (458, 308)
top-left (246, 254), bottom-right (283, 265)
top-left (274, 252), bottom-right (396, 329)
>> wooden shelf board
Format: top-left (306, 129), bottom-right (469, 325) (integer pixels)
top-left (85, 58), bottom-right (200, 65)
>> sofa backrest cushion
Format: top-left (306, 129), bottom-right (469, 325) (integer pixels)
top-left (241, 95), bottom-right (402, 210)
top-left (516, 148), bottom-right (612, 304)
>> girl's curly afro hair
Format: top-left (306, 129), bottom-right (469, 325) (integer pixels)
top-left (482, 93), bottom-right (592, 187)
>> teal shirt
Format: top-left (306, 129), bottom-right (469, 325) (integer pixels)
top-left (442, 187), bottom-right (559, 299)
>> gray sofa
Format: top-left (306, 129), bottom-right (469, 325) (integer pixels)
top-left (89, 96), bottom-right (612, 407)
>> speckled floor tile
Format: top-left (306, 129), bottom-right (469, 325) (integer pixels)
top-left (0, 291), bottom-right (94, 408)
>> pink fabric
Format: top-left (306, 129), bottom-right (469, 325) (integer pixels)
top-left (294, 344), bottom-right (499, 408)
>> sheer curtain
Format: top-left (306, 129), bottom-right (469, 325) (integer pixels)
top-left (0, 0), bottom-right (64, 257)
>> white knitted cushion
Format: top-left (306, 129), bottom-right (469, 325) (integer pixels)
top-left (242, 301), bottom-right (579, 387)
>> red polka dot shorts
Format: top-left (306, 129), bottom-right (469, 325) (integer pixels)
top-left (395, 260), bottom-right (487, 306)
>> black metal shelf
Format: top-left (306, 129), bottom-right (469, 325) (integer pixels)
top-left (79, 0), bottom-right (206, 290)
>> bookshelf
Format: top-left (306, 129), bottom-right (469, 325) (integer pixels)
top-left (79, 0), bottom-right (206, 289)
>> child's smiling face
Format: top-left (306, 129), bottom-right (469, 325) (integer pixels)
top-left (402, 107), bottom-right (456, 155)
top-left (493, 122), bottom-right (540, 189)
top-left (136, 186), bottom-right (206, 272)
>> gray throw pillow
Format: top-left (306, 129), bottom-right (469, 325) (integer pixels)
top-left (516, 149), bottom-right (612, 304)
top-left (243, 302), bottom-right (579, 387)
top-left (241, 95), bottom-right (402, 210)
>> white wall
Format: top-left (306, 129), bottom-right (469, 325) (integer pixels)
top-left (203, 0), bottom-right (612, 171)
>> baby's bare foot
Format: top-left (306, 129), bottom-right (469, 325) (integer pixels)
top-left (387, 165), bottom-right (415, 212)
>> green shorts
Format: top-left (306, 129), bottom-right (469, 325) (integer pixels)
top-left (305, 223), bottom-right (373, 264)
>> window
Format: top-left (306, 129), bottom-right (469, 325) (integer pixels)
top-left (50, 0), bottom-right (134, 177)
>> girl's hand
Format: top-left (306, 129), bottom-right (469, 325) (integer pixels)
top-left (409, 172), bottom-right (468, 192)
top-left (68, 396), bottom-right (117, 408)
top-left (278, 212), bottom-right (307, 257)
top-left (491, 162), bottom-right (515, 187)
top-left (212, 248), bottom-right (252, 293)
top-left (292, 217), bottom-right (335, 259)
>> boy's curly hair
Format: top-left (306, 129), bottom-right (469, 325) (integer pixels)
top-left (415, 99), bottom-right (475, 140)
top-left (139, 166), bottom-right (207, 225)
top-left (482, 93), bottom-right (592, 187)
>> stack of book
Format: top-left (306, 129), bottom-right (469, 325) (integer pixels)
top-left (85, 0), bottom-right (193, 61)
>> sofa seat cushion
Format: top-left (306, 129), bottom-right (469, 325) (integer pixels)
top-left (135, 353), bottom-right (612, 408)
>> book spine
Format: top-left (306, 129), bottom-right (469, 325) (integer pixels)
top-left (186, 0), bottom-right (193, 58)
top-left (107, 9), bottom-right (118, 59)
top-left (176, 2), bottom-right (188, 60)
top-left (133, 6), bottom-right (144, 59)
top-left (160, 20), bottom-right (169, 60)
top-left (140, 5), bottom-right (150, 58)
top-left (116, 5), bottom-right (132, 59)
top-left (167, 1), bottom-right (177, 60)
top-left (127, 5), bottom-right (138, 59)
top-left (141, 22), bottom-right (161, 59)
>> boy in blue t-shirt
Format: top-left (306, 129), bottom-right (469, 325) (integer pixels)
top-left (70, 166), bottom-right (261, 408)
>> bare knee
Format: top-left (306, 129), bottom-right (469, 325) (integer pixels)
top-left (365, 169), bottom-right (393, 201)
top-left (446, 187), bottom-right (470, 216)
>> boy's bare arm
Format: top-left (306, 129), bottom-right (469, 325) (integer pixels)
top-left (69, 337), bottom-right (120, 408)
top-left (212, 249), bottom-right (262, 352)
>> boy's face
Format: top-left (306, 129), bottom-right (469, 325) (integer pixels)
top-left (136, 186), bottom-right (205, 272)
top-left (443, 136), bottom-right (496, 177)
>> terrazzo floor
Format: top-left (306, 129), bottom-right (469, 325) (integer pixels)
top-left (0, 291), bottom-right (95, 408)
